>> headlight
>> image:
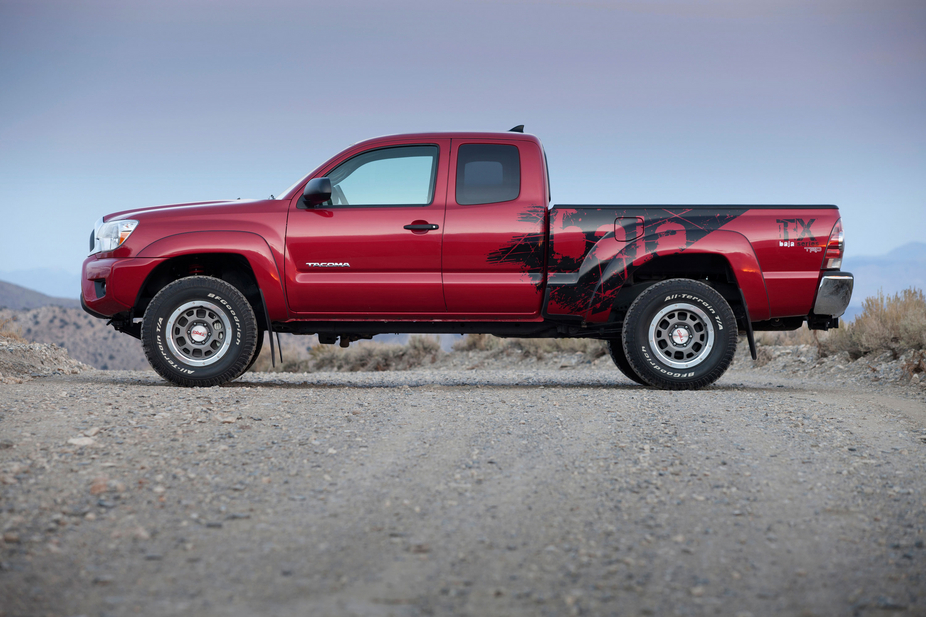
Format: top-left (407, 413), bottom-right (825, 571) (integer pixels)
top-left (90, 219), bottom-right (138, 254)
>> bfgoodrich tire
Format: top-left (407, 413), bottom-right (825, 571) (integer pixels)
top-left (606, 338), bottom-right (646, 385)
top-left (242, 328), bottom-right (265, 374)
top-left (141, 276), bottom-right (258, 387)
top-left (622, 279), bottom-right (737, 390)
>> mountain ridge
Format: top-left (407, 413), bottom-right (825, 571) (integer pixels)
top-left (841, 241), bottom-right (926, 311)
top-left (0, 280), bottom-right (81, 311)
top-left (0, 269), bottom-right (81, 300)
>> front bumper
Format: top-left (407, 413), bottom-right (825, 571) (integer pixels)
top-left (813, 271), bottom-right (854, 317)
top-left (81, 255), bottom-right (164, 319)
top-left (80, 293), bottom-right (110, 319)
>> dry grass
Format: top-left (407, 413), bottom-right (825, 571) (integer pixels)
top-left (821, 288), bottom-right (926, 359)
top-left (254, 335), bottom-right (444, 373)
top-left (0, 316), bottom-right (26, 342)
top-left (250, 334), bottom-right (316, 372)
top-left (752, 288), bottom-right (926, 363)
top-left (754, 327), bottom-right (820, 348)
top-left (452, 333), bottom-right (504, 352)
top-left (249, 333), bottom-right (608, 374)
top-left (454, 334), bottom-right (607, 360)
top-left (507, 337), bottom-right (608, 360)
top-left (310, 336), bottom-right (443, 372)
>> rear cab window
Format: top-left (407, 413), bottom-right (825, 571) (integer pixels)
top-left (455, 144), bottom-right (520, 205)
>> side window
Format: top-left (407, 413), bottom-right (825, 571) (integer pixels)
top-left (327, 145), bottom-right (438, 206)
top-left (456, 144), bottom-right (520, 205)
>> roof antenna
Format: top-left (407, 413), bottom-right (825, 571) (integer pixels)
top-left (509, 125), bottom-right (524, 133)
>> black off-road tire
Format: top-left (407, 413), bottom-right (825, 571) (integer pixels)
top-left (606, 338), bottom-right (646, 385)
top-left (141, 276), bottom-right (258, 387)
top-left (622, 279), bottom-right (737, 390)
top-left (242, 329), bottom-right (265, 374)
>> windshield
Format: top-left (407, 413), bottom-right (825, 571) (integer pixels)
top-left (276, 174), bottom-right (309, 200)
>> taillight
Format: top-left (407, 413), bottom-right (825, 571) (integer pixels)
top-left (823, 218), bottom-right (844, 270)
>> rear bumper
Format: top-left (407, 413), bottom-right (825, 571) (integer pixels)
top-left (813, 271), bottom-right (854, 317)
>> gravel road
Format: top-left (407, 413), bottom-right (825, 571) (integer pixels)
top-left (1, 362), bottom-right (925, 616)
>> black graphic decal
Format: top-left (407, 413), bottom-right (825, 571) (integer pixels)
top-left (777, 218), bottom-right (816, 248)
top-left (480, 204), bottom-right (748, 321)
top-left (548, 207), bottom-right (747, 319)
top-left (486, 204), bottom-right (547, 274)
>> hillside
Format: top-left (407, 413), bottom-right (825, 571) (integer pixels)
top-left (0, 279), bottom-right (143, 369)
top-left (0, 279), bottom-right (80, 310)
top-left (0, 268), bottom-right (80, 299)
top-left (0, 306), bottom-right (147, 370)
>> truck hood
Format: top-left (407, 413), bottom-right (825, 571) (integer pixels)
top-left (104, 199), bottom-right (269, 222)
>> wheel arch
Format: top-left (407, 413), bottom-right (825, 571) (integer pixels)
top-left (134, 231), bottom-right (289, 327)
top-left (609, 252), bottom-right (762, 334)
top-left (596, 231), bottom-right (769, 327)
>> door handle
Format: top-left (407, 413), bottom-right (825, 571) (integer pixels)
top-left (404, 223), bottom-right (439, 231)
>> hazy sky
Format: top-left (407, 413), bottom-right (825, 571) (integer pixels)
top-left (1, 0), bottom-right (924, 290)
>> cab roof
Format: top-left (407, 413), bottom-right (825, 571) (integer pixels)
top-left (349, 131), bottom-right (541, 148)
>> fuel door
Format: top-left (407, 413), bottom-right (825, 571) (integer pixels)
top-left (615, 217), bottom-right (644, 242)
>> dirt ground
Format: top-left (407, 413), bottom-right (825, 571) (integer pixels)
top-left (1, 354), bottom-right (924, 617)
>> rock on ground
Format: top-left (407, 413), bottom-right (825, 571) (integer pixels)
top-left (0, 338), bottom-right (91, 384)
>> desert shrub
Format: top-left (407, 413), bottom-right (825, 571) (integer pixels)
top-left (250, 334), bottom-right (316, 372)
top-left (406, 335), bottom-right (442, 356)
top-left (509, 337), bottom-right (608, 360)
top-left (453, 333), bottom-right (504, 352)
top-left (454, 334), bottom-right (606, 360)
top-left (310, 336), bottom-right (442, 372)
top-left (754, 326), bottom-right (820, 347)
top-left (751, 288), bottom-right (926, 362)
top-left (820, 288), bottom-right (926, 359)
top-left (257, 335), bottom-right (444, 373)
top-left (0, 316), bottom-right (25, 342)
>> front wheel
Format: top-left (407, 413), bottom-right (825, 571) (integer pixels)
top-left (622, 279), bottom-right (738, 390)
top-left (242, 328), bottom-right (266, 374)
top-left (141, 276), bottom-right (258, 387)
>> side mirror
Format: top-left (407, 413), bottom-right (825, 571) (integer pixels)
top-left (302, 177), bottom-right (332, 207)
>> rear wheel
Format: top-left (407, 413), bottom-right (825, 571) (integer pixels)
top-left (622, 279), bottom-right (737, 390)
top-left (606, 338), bottom-right (646, 385)
top-left (141, 276), bottom-right (258, 387)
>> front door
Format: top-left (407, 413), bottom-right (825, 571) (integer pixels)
top-left (285, 141), bottom-right (450, 316)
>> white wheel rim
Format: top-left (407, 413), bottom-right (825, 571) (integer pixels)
top-left (647, 302), bottom-right (715, 369)
top-left (165, 300), bottom-right (233, 367)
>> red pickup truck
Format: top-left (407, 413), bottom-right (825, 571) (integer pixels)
top-left (81, 129), bottom-right (853, 390)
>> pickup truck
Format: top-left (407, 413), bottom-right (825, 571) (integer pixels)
top-left (81, 128), bottom-right (854, 390)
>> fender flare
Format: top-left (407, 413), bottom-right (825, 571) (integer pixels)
top-left (665, 230), bottom-right (770, 321)
top-left (136, 231), bottom-right (289, 321)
